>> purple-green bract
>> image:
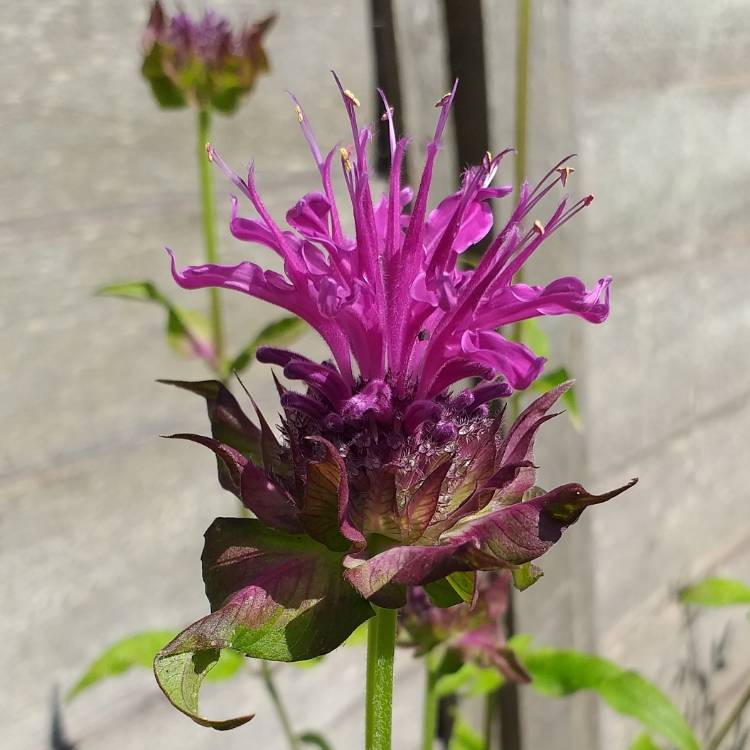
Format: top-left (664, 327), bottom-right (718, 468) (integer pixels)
top-left (155, 78), bottom-right (635, 728)
top-left (141, 1), bottom-right (274, 112)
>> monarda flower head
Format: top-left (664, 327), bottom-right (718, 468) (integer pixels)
top-left (156, 76), bottom-right (635, 728)
top-left (141, 1), bottom-right (274, 112)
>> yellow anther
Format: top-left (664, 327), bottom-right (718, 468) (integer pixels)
top-left (205, 143), bottom-right (214, 162)
top-left (344, 89), bottom-right (361, 107)
top-left (533, 220), bottom-right (545, 235)
top-left (556, 166), bottom-right (575, 186)
top-left (295, 105), bottom-right (304, 123)
top-left (339, 147), bottom-right (352, 171)
top-left (435, 92), bottom-right (452, 107)
top-left (380, 106), bottom-right (394, 122)
top-left (485, 150), bottom-right (493, 163)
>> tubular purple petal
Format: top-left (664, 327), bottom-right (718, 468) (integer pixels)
top-left (167, 80), bottom-right (612, 403)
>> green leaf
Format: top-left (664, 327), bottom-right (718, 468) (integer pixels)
top-left (343, 621), bottom-right (369, 647)
top-left (509, 637), bottom-right (699, 750)
top-left (211, 85), bottom-right (244, 114)
top-left (679, 577), bottom-right (750, 607)
top-left (97, 280), bottom-right (163, 302)
top-left (68, 630), bottom-right (176, 699)
top-left (629, 733), bottom-right (663, 750)
top-left (290, 656), bottom-right (324, 670)
top-left (68, 629), bottom-right (244, 700)
top-left (424, 578), bottom-right (464, 608)
top-left (141, 46), bottom-right (187, 109)
top-left (228, 316), bottom-right (308, 374)
top-left (447, 571), bottom-right (476, 603)
top-left (449, 717), bottom-right (486, 750)
top-left (531, 367), bottom-right (581, 430)
top-left (519, 319), bottom-right (550, 358)
top-left (435, 662), bottom-right (504, 699)
top-left (205, 648), bottom-right (245, 682)
top-left (298, 731), bottom-right (335, 750)
top-left (98, 281), bottom-right (214, 365)
top-left (512, 562), bottom-right (544, 591)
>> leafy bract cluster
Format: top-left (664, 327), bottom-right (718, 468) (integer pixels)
top-left (142, 1), bottom-right (274, 112)
top-left (154, 379), bottom-right (634, 727)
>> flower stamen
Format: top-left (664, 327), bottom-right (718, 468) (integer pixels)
top-left (344, 89), bottom-right (361, 107)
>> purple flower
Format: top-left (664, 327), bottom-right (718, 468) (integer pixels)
top-left (400, 573), bottom-right (529, 683)
top-left (154, 78), bottom-right (634, 728)
top-left (141, 1), bottom-right (275, 112)
top-left (169, 75), bottom-right (609, 393)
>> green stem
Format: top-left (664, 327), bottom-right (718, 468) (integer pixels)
top-left (498, 5), bottom-right (532, 746)
top-left (706, 677), bottom-right (750, 750)
top-left (509, 0), bottom-right (532, 427)
top-left (197, 107), bottom-right (225, 371)
top-left (421, 661), bottom-right (440, 750)
top-left (366, 606), bottom-right (398, 750)
top-left (513, 0), bottom-right (531, 203)
top-left (259, 661), bottom-right (300, 750)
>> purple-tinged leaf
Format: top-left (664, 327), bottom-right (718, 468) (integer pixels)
top-left (155, 518), bottom-right (372, 728)
top-left (301, 437), bottom-right (364, 550)
top-left (439, 416), bottom-right (502, 523)
top-left (165, 433), bottom-right (247, 498)
top-left (401, 459), bottom-right (451, 543)
top-left (451, 479), bottom-right (638, 568)
top-left (494, 384), bottom-right (571, 503)
top-left (159, 380), bottom-right (263, 466)
top-left (241, 463), bottom-right (301, 533)
top-left (345, 543), bottom-right (473, 607)
top-left (249, 394), bottom-right (291, 479)
top-left (530, 368), bottom-right (581, 430)
top-left (347, 479), bottom-right (636, 604)
top-left (498, 382), bottom-right (570, 464)
top-left (356, 469), bottom-right (400, 540)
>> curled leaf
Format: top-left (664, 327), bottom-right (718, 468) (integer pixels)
top-left (154, 519), bottom-right (372, 728)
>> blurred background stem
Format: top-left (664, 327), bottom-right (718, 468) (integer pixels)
top-left (421, 660), bottom-right (439, 750)
top-left (706, 677), bottom-right (750, 750)
top-left (509, 0), bottom-right (532, 399)
top-left (491, 3), bottom-right (532, 750)
top-left (197, 107), bottom-right (225, 370)
top-left (259, 661), bottom-right (301, 750)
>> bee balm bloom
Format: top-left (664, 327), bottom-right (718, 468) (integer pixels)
top-left (141, 1), bottom-right (274, 112)
top-left (156, 77), bottom-right (634, 728)
top-left (400, 573), bottom-right (530, 684)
